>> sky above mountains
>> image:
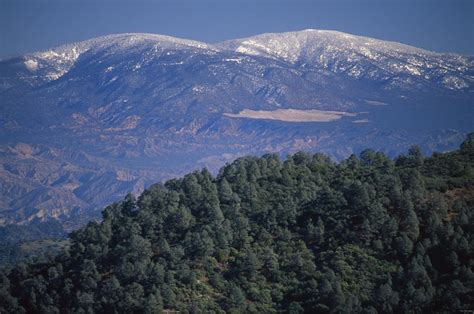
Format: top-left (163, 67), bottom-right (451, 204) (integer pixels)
top-left (1, 0), bottom-right (473, 59)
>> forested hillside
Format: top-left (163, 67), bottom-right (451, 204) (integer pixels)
top-left (0, 221), bottom-right (68, 266)
top-left (1, 135), bottom-right (473, 313)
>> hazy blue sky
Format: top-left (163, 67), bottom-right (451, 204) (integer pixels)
top-left (1, 0), bottom-right (473, 58)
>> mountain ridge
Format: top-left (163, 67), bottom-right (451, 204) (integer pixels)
top-left (25, 29), bottom-right (474, 59)
top-left (6, 29), bottom-right (471, 94)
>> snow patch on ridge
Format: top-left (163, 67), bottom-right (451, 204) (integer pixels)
top-left (24, 60), bottom-right (38, 72)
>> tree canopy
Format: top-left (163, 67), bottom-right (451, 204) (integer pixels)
top-left (1, 134), bottom-right (473, 313)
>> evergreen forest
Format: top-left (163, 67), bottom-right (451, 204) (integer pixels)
top-left (1, 135), bottom-right (473, 313)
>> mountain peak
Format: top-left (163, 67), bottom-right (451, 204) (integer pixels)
top-left (18, 33), bottom-right (214, 83)
top-left (217, 29), bottom-right (438, 64)
top-left (35, 33), bottom-right (213, 56)
top-left (215, 29), bottom-right (472, 90)
top-left (31, 32), bottom-right (214, 67)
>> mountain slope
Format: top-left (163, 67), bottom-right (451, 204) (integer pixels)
top-left (1, 138), bottom-right (473, 312)
top-left (0, 30), bottom-right (473, 225)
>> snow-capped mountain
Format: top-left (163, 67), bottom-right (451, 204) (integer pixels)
top-left (220, 30), bottom-right (473, 90)
top-left (1, 33), bottom-right (216, 91)
top-left (5, 30), bottom-right (473, 92)
top-left (1, 30), bottom-right (473, 226)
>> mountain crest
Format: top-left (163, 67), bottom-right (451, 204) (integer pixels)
top-left (11, 29), bottom-right (472, 91)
